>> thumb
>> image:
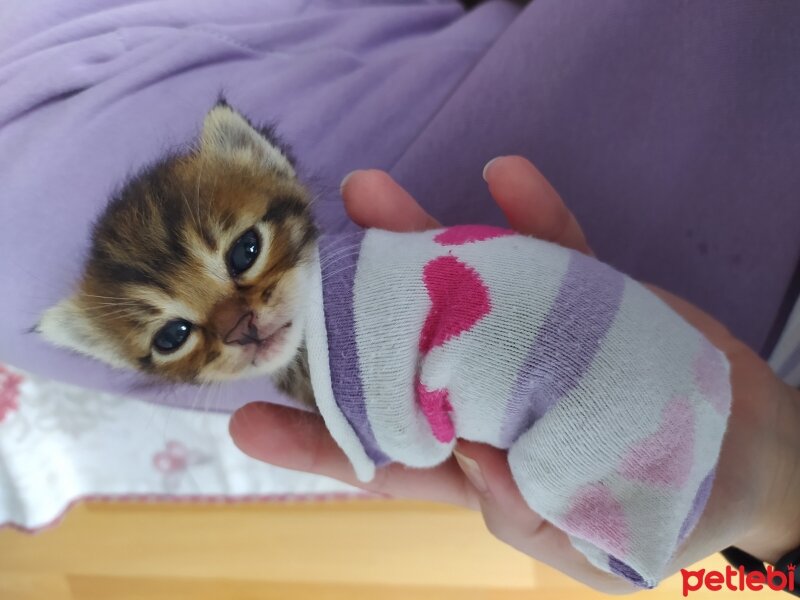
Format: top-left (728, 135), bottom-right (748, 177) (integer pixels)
top-left (453, 441), bottom-right (633, 593)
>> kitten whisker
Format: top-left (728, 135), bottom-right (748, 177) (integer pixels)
top-left (318, 243), bottom-right (362, 263)
top-left (82, 306), bottom-right (144, 316)
top-left (210, 171), bottom-right (218, 224)
top-left (194, 153), bottom-right (206, 223)
top-left (319, 257), bottom-right (361, 279)
top-left (319, 230), bottom-right (365, 247)
top-left (180, 189), bottom-right (201, 232)
top-left (82, 301), bottom-right (147, 311)
top-left (83, 308), bottom-right (150, 321)
top-left (320, 248), bottom-right (368, 276)
top-left (83, 294), bottom-right (145, 302)
top-left (191, 380), bottom-right (213, 415)
top-left (318, 242), bottom-right (364, 268)
top-left (203, 382), bottom-right (222, 415)
top-left (317, 231), bottom-right (367, 253)
top-left (188, 382), bottom-right (203, 413)
top-left (320, 265), bottom-right (364, 285)
top-left (85, 301), bottom-right (149, 308)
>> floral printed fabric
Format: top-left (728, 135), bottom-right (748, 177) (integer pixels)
top-left (0, 364), bottom-right (358, 531)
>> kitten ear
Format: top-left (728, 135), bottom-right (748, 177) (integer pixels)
top-left (199, 102), bottom-right (296, 177)
top-left (37, 296), bottom-right (129, 369)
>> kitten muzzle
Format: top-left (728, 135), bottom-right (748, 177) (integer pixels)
top-left (224, 311), bottom-right (259, 345)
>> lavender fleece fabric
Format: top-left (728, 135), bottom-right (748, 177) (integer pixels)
top-left (1, 0), bottom-right (799, 412)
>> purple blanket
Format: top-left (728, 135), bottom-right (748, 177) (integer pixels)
top-left (1, 0), bottom-right (798, 411)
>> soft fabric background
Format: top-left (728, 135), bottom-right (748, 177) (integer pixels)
top-left (0, 362), bottom-right (359, 530)
top-left (1, 0), bottom-right (798, 414)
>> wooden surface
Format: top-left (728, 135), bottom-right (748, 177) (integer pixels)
top-left (0, 499), bottom-right (762, 599)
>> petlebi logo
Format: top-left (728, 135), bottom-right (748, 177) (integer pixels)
top-left (681, 565), bottom-right (797, 596)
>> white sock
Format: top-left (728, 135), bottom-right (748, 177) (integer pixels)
top-left (305, 225), bottom-right (731, 588)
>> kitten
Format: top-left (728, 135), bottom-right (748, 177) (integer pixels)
top-left (38, 100), bottom-right (318, 405)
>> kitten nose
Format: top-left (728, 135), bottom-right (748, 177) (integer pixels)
top-left (223, 311), bottom-right (259, 345)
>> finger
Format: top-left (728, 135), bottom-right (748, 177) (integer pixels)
top-left (454, 441), bottom-right (550, 544)
top-left (455, 441), bottom-right (636, 593)
top-left (341, 169), bottom-right (440, 231)
top-left (483, 156), bottom-right (593, 255)
top-left (229, 402), bottom-right (478, 508)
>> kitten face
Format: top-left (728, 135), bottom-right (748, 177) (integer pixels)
top-left (38, 103), bottom-right (317, 383)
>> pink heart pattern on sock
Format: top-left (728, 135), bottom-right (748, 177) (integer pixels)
top-left (415, 383), bottom-right (456, 443)
top-left (620, 396), bottom-right (695, 488)
top-left (419, 255), bottom-right (491, 354)
top-left (434, 224), bottom-right (514, 246)
top-left (693, 340), bottom-right (729, 415)
top-left (563, 484), bottom-right (630, 558)
top-left (416, 253), bottom-right (492, 441)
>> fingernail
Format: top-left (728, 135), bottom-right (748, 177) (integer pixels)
top-left (340, 170), bottom-right (361, 194)
top-left (482, 156), bottom-right (502, 182)
top-left (454, 450), bottom-right (488, 494)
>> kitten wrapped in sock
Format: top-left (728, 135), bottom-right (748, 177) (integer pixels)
top-left (38, 103), bottom-right (731, 588)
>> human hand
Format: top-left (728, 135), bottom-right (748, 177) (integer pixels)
top-left (229, 157), bottom-right (800, 592)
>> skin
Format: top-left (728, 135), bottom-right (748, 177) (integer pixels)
top-left (230, 156), bottom-right (800, 593)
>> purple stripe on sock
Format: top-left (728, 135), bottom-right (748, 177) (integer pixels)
top-left (609, 555), bottom-right (651, 588)
top-left (499, 252), bottom-right (625, 446)
top-left (679, 469), bottom-right (716, 542)
top-left (318, 232), bottom-right (391, 466)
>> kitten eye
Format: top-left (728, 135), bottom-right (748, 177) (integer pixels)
top-left (153, 320), bottom-right (192, 353)
top-left (228, 229), bottom-right (260, 276)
